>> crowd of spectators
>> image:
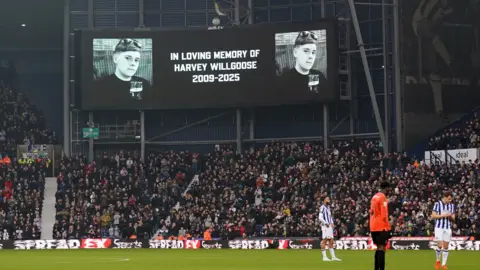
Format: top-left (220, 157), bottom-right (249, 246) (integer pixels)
top-left (427, 111), bottom-right (480, 151)
top-left (0, 83), bottom-right (57, 151)
top-left (52, 140), bottom-right (480, 241)
top-left (53, 151), bottom-right (199, 240)
top-left (178, 141), bottom-right (480, 239)
top-left (0, 82), bottom-right (55, 241)
top-left (0, 159), bottom-right (49, 240)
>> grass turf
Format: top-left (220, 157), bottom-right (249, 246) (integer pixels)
top-left (0, 249), bottom-right (477, 270)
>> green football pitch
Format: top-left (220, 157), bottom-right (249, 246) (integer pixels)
top-left (0, 249), bottom-right (476, 270)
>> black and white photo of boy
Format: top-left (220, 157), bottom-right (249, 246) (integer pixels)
top-left (93, 38), bottom-right (153, 102)
top-left (275, 30), bottom-right (327, 94)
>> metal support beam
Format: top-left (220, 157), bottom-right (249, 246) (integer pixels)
top-left (321, 0), bottom-right (325, 17)
top-left (63, 0), bottom-right (71, 157)
top-left (382, 0), bottom-right (390, 152)
top-left (321, 0), bottom-right (328, 150)
top-left (329, 115), bottom-right (348, 135)
top-left (236, 109), bottom-right (242, 153)
top-left (139, 0), bottom-right (144, 27)
top-left (393, 0), bottom-right (403, 151)
top-left (146, 111), bottom-right (232, 142)
top-left (88, 112), bottom-right (94, 162)
top-left (139, 133), bottom-right (380, 146)
top-left (249, 109), bottom-right (255, 140)
top-left (323, 105), bottom-right (329, 149)
top-left (140, 111), bottom-right (145, 160)
top-left (355, 2), bottom-right (393, 5)
top-left (234, 0), bottom-right (242, 153)
top-left (345, 8), bottom-right (356, 136)
top-left (0, 48), bottom-right (62, 52)
top-left (69, 110), bottom-right (73, 154)
top-left (343, 47), bottom-right (383, 54)
top-left (234, 0), bottom-right (240, 24)
top-left (347, 0), bottom-right (387, 153)
top-left (247, 0), bottom-right (254, 141)
top-left (88, 0), bottom-right (94, 27)
top-left (94, 132), bottom-right (381, 146)
top-left (248, 0), bottom-right (254, 24)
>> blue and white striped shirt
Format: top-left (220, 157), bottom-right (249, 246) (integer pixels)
top-left (319, 204), bottom-right (334, 226)
top-left (433, 200), bottom-right (455, 229)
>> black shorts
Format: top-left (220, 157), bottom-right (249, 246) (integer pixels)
top-left (371, 231), bottom-right (391, 246)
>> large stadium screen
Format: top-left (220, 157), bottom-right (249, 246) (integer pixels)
top-left (76, 20), bottom-right (338, 110)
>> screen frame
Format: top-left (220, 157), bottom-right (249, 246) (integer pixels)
top-left (75, 19), bottom-right (338, 111)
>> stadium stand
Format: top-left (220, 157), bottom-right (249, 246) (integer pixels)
top-left (185, 141), bottom-right (479, 239)
top-left (410, 107), bottom-right (480, 157)
top-left (0, 72), bottom-right (478, 242)
top-left (426, 110), bottom-right (480, 151)
top-left (53, 141), bottom-right (480, 241)
top-left (0, 82), bottom-right (54, 240)
top-left (410, 107), bottom-right (480, 166)
top-left (0, 83), bottom-right (57, 148)
top-left (0, 78), bottom-right (477, 241)
top-left (53, 150), bottom-right (199, 239)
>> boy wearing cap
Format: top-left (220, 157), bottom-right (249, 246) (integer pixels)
top-left (279, 31), bottom-right (327, 95)
top-left (94, 38), bottom-right (151, 103)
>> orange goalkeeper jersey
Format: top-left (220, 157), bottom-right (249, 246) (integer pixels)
top-left (369, 192), bottom-right (391, 232)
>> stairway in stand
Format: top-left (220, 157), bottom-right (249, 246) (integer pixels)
top-left (40, 177), bottom-right (57, 239)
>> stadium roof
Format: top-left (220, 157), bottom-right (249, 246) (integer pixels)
top-left (0, 0), bottom-right (63, 51)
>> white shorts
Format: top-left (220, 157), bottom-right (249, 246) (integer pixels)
top-left (434, 228), bottom-right (452, 242)
top-left (322, 226), bottom-right (334, 239)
